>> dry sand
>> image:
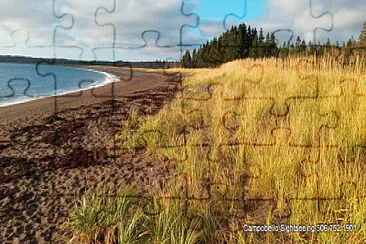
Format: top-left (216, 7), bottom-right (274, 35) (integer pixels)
top-left (0, 66), bottom-right (182, 243)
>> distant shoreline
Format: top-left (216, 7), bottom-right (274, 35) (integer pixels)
top-left (0, 55), bottom-right (180, 68)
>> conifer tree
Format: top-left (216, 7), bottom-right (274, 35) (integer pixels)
top-left (346, 38), bottom-right (354, 48)
top-left (300, 40), bottom-right (307, 53)
top-left (238, 23), bottom-right (247, 58)
top-left (295, 36), bottom-right (302, 54)
top-left (181, 50), bottom-right (192, 68)
top-left (268, 33), bottom-right (278, 57)
top-left (359, 22), bottom-right (366, 46)
top-left (249, 31), bottom-right (260, 58)
top-left (191, 49), bottom-right (197, 68)
top-left (196, 48), bottom-right (205, 68)
top-left (325, 38), bottom-right (331, 47)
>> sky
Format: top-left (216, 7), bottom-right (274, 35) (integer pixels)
top-left (0, 0), bottom-right (364, 61)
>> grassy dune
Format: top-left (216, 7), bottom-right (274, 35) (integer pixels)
top-left (69, 56), bottom-right (366, 243)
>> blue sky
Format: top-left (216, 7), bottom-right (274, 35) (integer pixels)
top-left (189, 0), bottom-right (267, 22)
top-left (0, 0), bottom-right (364, 61)
top-left (181, 0), bottom-right (268, 49)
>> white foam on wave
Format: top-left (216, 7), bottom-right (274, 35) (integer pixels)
top-left (0, 66), bottom-right (120, 108)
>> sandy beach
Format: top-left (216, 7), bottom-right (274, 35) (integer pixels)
top-left (0, 66), bottom-right (182, 242)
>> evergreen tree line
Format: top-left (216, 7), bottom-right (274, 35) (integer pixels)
top-left (181, 23), bottom-right (277, 68)
top-left (181, 22), bottom-right (366, 68)
top-left (277, 35), bottom-right (365, 58)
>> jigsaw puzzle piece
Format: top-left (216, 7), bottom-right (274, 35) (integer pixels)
top-left (180, 1), bottom-right (270, 66)
top-left (112, 90), bottom-right (213, 162)
top-left (307, 0), bottom-right (335, 42)
top-left (115, 125), bottom-right (205, 163)
top-left (237, 129), bottom-right (316, 199)
top-left (180, 64), bottom-right (276, 146)
top-left (257, 62), bottom-right (319, 114)
top-left (0, 30), bottom-right (54, 58)
top-left (217, 127), bottom-right (341, 213)
top-left (53, 0), bottom-right (115, 61)
top-left (96, 0), bottom-right (198, 51)
top-left (0, 63), bottom-right (64, 108)
top-left (0, 78), bottom-right (39, 147)
top-left (187, 59), bottom-right (318, 123)
top-left (287, 99), bottom-right (339, 146)
top-left (0, 78), bottom-right (32, 102)
top-left (110, 31), bottom-right (183, 63)
top-left (223, 98), bottom-right (277, 145)
top-left (35, 59), bottom-right (133, 106)
top-left (0, 0), bottom-right (71, 52)
top-left (251, 0), bottom-right (333, 44)
top-left (272, 29), bottom-right (295, 46)
top-left (181, 0), bottom-right (267, 42)
top-left (159, 172), bottom-right (244, 234)
top-left (289, 198), bottom-right (355, 227)
top-left (160, 173), bottom-right (212, 200)
top-left (86, 62), bottom-right (133, 99)
top-left (295, 146), bottom-right (341, 200)
top-left (290, 153), bottom-right (347, 224)
top-left (218, 61), bottom-right (320, 145)
top-left (305, 77), bottom-right (366, 146)
top-left (179, 63), bottom-right (265, 102)
top-left (140, 194), bottom-right (206, 235)
top-left (179, 99), bottom-right (276, 148)
top-left (81, 31), bottom-right (178, 100)
top-left (0, 27), bottom-right (15, 47)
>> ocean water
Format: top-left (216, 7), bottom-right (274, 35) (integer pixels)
top-left (0, 63), bottom-right (118, 107)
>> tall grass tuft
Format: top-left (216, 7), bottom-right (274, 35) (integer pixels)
top-left (68, 187), bottom-right (146, 243)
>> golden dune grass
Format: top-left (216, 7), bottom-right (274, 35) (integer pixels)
top-left (70, 55), bottom-right (366, 243)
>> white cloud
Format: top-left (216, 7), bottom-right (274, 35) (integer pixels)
top-left (333, 8), bottom-right (365, 29)
top-left (0, 0), bottom-right (364, 60)
top-left (248, 0), bottom-right (365, 44)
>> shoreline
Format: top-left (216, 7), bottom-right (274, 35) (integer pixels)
top-left (0, 66), bottom-right (170, 136)
top-left (0, 67), bottom-right (182, 242)
top-left (0, 64), bottom-right (120, 108)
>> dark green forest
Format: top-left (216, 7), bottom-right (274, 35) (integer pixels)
top-left (181, 22), bottom-right (366, 68)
